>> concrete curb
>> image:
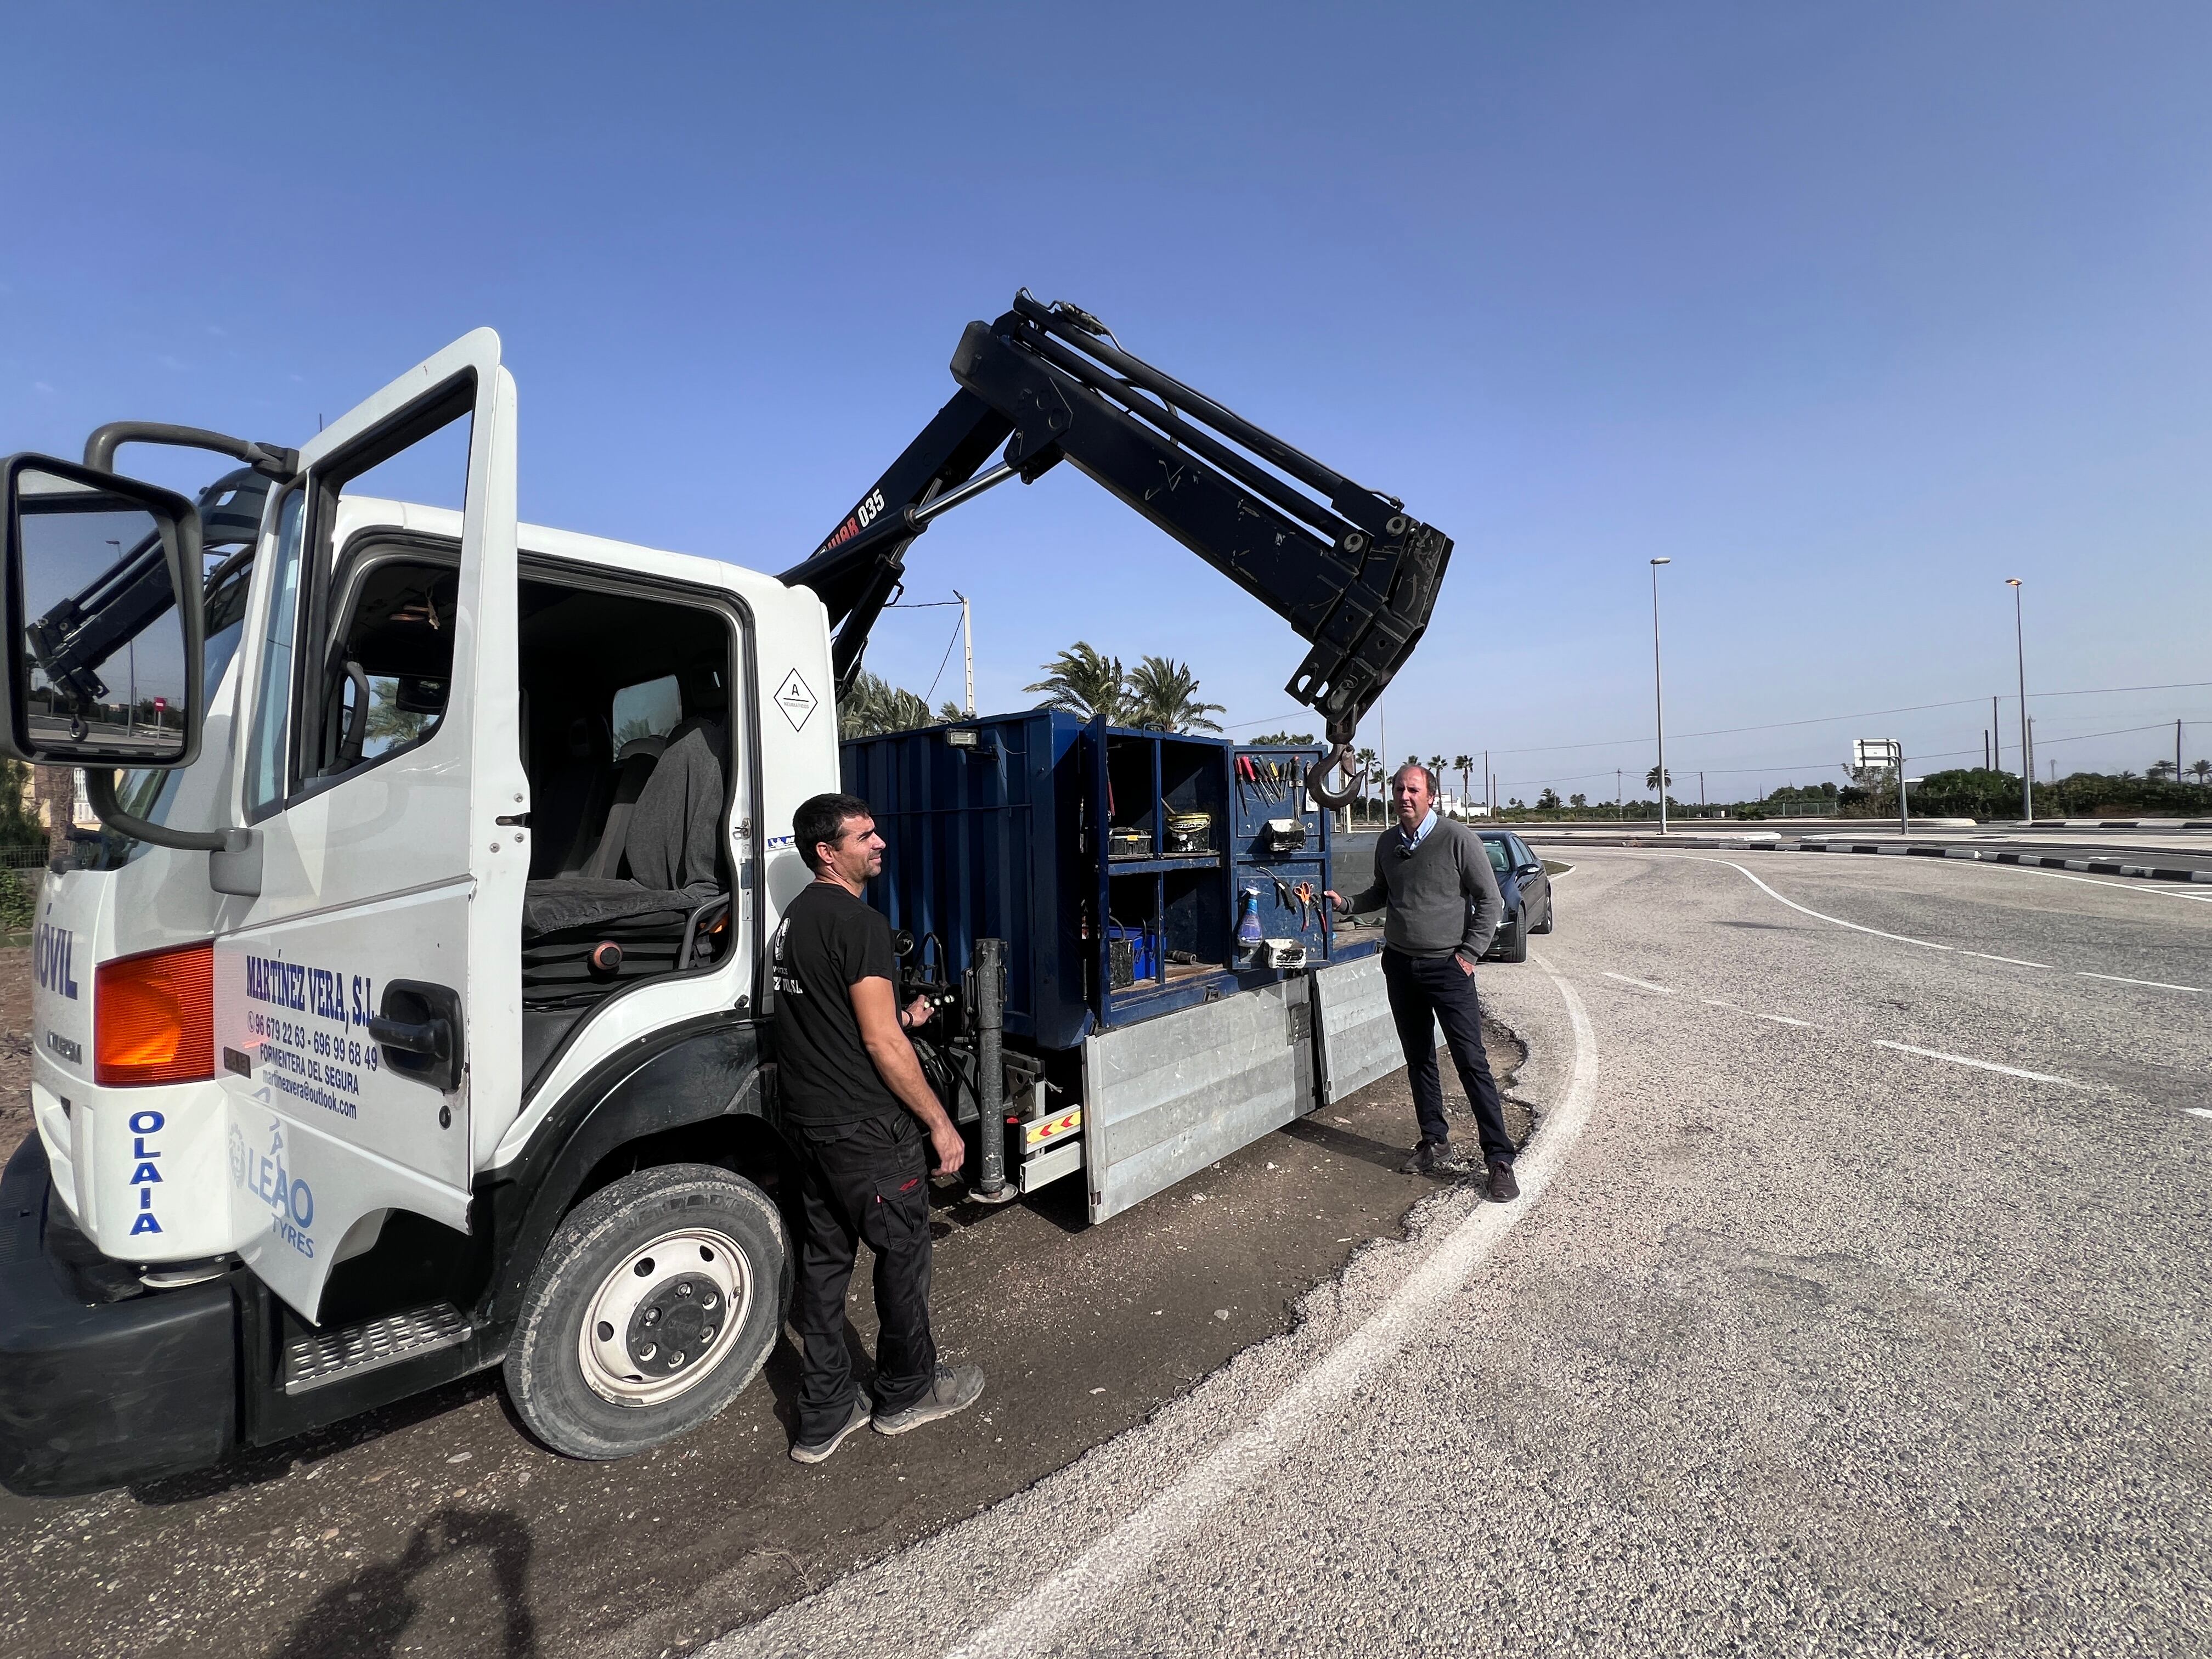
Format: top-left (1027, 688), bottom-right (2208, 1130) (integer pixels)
top-left (1517, 832), bottom-right (2212, 885)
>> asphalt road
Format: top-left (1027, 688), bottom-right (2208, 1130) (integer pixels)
top-left (708, 849), bottom-right (2212, 1657)
top-left (0, 988), bottom-right (1530, 1658)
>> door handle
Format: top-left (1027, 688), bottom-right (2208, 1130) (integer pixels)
top-left (367, 1013), bottom-right (450, 1058)
top-left (376, 979), bottom-right (465, 1094)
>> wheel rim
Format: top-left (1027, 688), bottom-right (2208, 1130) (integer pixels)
top-left (576, 1226), bottom-right (752, 1407)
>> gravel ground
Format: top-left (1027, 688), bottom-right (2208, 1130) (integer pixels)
top-left (0, 970), bottom-right (1526, 1659)
top-left (704, 850), bottom-right (2212, 1658)
top-left (0, 949), bottom-right (33, 1166)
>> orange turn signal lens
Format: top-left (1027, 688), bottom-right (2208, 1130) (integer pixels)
top-left (95, 942), bottom-right (215, 1086)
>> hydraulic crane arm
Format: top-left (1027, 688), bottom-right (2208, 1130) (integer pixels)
top-left (780, 292), bottom-right (1453, 805)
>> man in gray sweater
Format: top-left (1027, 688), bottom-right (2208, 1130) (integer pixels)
top-left (1328, 763), bottom-right (1519, 1200)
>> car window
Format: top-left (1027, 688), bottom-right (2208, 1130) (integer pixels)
top-left (612, 674), bottom-right (682, 747)
top-left (1511, 837), bottom-right (1535, 868)
top-left (1482, 837), bottom-right (1510, 874)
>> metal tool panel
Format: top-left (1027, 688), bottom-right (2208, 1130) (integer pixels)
top-left (1082, 982), bottom-right (1301, 1224)
top-left (1312, 953), bottom-right (1409, 1105)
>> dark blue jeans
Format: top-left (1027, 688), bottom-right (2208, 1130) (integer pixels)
top-left (1381, 947), bottom-right (1514, 1165)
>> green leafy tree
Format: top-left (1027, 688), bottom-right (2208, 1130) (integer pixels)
top-left (1569, 792), bottom-right (1587, 809)
top-left (839, 669), bottom-right (935, 738)
top-left (1537, 787), bottom-right (1561, 810)
top-left (1250, 730), bottom-right (1315, 745)
top-left (1124, 656), bottom-right (1224, 733)
top-left (1025, 642), bottom-right (1129, 726)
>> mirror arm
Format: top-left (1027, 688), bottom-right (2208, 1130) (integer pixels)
top-left (82, 422), bottom-right (298, 483)
top-left (83, 768), bottom-right (247, 853)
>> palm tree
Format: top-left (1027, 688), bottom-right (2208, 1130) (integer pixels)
top-left (1123, 656), bottom-right (1224, 733)
top-left (1645, 765), bottom-right (1672, 794)
top-left (1025, 642), bottom-right (1128, 726)
top-left (839, 669), bottom-right (935, 738)
top-left (2191, 759), bottom-right (2211, 789)
top-left (2149, 759), bottom-right (2177, 782)
top-left (1425, 755), bottom-right (1446, 797)
top-left (1454, 754), bottom-right (1474, 809)
top-left (1355, 747), bottom-right (1380, 822)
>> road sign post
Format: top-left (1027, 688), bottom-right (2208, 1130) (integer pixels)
top-left (1853, 738), bottom-right (1907, 834)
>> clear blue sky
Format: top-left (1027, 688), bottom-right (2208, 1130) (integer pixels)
top-left (7, 4), bottom-right (2208, 800)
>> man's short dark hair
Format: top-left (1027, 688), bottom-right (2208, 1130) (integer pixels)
top-left (794, 792), bottom-right (872, 872)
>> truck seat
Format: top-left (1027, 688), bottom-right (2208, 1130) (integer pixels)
top-left (520, 718), bottom-right (730, 1008)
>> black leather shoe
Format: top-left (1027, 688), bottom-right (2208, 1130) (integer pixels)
top-left (1485, 1160), bottom-right (1520, 1204)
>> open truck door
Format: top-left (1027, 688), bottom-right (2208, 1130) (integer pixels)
top-left (210, 331), bottom-right (523, 1322)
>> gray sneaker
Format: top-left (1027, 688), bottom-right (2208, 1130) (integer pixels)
top-left (873, 1364), bottom-right (986, 1436)
top-left (789, 1395), bottom-right (872, 1464)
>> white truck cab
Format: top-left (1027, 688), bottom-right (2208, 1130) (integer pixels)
top-left (0, 303), bottom-right (1449, 1494)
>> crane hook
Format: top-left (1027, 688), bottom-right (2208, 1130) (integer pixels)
top-left (1305, 741), bottom-right (1365, 810)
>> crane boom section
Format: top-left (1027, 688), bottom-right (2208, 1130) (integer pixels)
top-left (781, 295), bottom-right (1452, 753)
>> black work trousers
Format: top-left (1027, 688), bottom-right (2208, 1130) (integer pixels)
top-left (1381, 946), bottom-right (1515, 1165)
top-left (789, 1111), bottom-right (938, 1443)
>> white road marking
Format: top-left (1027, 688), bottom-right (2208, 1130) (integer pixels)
top-left (1589, 850), bottom-right (2212, 992)
top-left (2186, 1108), bottom-right (2212, 1120)
top-left (1702, 996), bottom-right (1813, 1028)
top-left (2076, 971), bottom-right (2212, 995)
top-left (1594, 850), bottom-right (1962, 954)
top-left (1602, 971), bottom-right (1675, 995)
top-left (939, 956), bottom-right (1602, 1659)
top-left (1871, 1040), bottom-right (2090, 1090)
top-left (1993, 865), bottom-right (2212, 905)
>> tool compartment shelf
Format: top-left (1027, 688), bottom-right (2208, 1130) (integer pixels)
top-left (841, 713), bottom-right (1333, 1049)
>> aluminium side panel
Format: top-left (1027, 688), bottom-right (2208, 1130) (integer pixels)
top-left (1082, 982), bottom-right (1302, 1224)
top-left (1311, 953), bottom-right (1409, 1105)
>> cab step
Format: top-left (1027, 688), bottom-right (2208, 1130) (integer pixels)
top-left (283, 1302), bottom-right (472, 1395)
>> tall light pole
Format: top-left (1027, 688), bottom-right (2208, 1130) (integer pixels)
top-left (952, 589), bottom-right (975, 715)
top-left (2007, 578), bottom-right (2032, 822)
top-left (1650, 558), bottom-right (1671, 834)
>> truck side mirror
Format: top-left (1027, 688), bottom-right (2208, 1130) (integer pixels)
top-left (1, 454), bottom-right (205, 769)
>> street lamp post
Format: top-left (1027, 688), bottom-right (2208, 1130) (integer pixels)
top-left (1650, 558), bottom-right (1671, 834)
top-left (952, 589), bottom-right (974, 715)
top-left (2007, 579), bottom-right (2032, 822)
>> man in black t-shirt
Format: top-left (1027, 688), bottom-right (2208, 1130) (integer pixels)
top-left (772, 791), bottom-right (986, 1463)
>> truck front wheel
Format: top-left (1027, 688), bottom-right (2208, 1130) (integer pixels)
top-left (505, 1163), bottom-right (788, 1460)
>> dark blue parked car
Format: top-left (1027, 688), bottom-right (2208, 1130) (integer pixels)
top-left (1476, 830), bottom-right (1553, 963)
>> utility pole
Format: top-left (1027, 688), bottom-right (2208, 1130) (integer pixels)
top-left (2179, 719), bottom-right (2185, 786)
top-left (1897, 745), bottom-right (1910, 836)
top-left (1616, 767), bottom-right (1623, 817)
top-left (1649, 557), bottom-right (1671, 836)
top-left (1700, 770), bottom-right (1706, 809)
top-left (953, 590), bottom-right (974, 715)
top-left (2007, 579), bottom-right (2032, 822)
top-left (1992, 695), bottom-right (2000, 771)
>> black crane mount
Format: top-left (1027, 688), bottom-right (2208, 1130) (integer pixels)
top-left (779, 292), bottom-right (1453, 806)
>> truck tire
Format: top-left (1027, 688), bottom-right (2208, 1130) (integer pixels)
top-left (505, 1163), bottom-right (788, 1461)
top-left (1493, 907), bottom-right (1530, 963)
